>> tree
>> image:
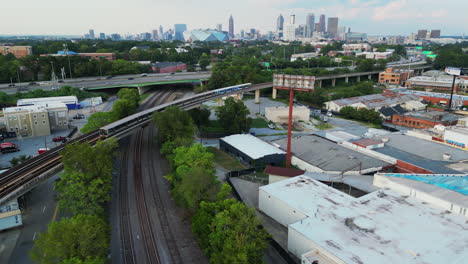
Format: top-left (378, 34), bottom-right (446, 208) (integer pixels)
top-left (199, 53), bottom-right (210, 71)
top-left (172, 165), bottom-right (220, 211)
top-left (356, 58), bottom-right (375, 72)
top-left (61, 257), bottom-right (106, 264)
top-left (81, 112), bottom-right (116, 134)
top-left (189, 107), bottom-right (211, 128)
top-left (192, 198), bottom-right (270, 264)
top-left (30, 215), bottom-right (109, 264)
top-left (152, 106), bottom-right (195, 154)
top-left (216, 97), bottom-right (251, 133)
top-left (167, 143), bottom-right (215, 184)
top-left (56, 138), bottom-right (118, 216)
top-left (112, 99), bottom-right (137, 119)
top-left (117, 88), bottom-right (140, 108)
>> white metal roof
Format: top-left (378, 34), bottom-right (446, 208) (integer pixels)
top-left (17, 96), bottom-right (78, 106)
top-left (3, 105), bottom-right (47, 113)
top-left (261, 176), bottom-right (468, 264)
top-left (220, 134), bottom-right (285, 160)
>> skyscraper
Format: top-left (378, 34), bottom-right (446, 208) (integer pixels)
top-left (174, 24), bottom-right (187, 41)
top-left (89, 29), bottom-right (95, 39)
top-left (229, 15), bottom-right (234, 38)
top-left (327, 17), bottom-right (338, 37)
top-left (99, 33), bottom-right (105, 39)
top-left (306, 13), bottom-right (315, 38)
top-left (417, 29), bottom-right (428, 39)
top-left (277, 14), bottom-right (284, 31)
top-left (159, 25), bottom-right (164, 40)
top-left (152, 29), bottom-right (159, 40)
top-left (430, 30), bottom-right (441, 38)
top-left (216, 24), bottom-right (222, 31)
top-left (290, 14), bottom-right (296, 25)
top-left (319, 14), bottom-right (326, 33)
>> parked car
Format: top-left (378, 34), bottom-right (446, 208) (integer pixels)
top-left (8, 84), bottom-right (15, 87)
top-left (326, 112), bottom-right (333, 117)
top-left (28, 82), bottom-right (37, 85)
top-left (0, 142), bottom-right (19, 153)
top-left (52, 136), bottom-right (67, 142)
top-left (73, 113), bottom-right (85, 119)
top-left (37, 148), bottom-right (50, 155)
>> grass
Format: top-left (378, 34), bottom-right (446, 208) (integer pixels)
top-left (315, 123), bottom-right (334, 130)
top-left (334, 115), bottom-right (383, 129)
top-left (270, 97), bottom-right (289, 105)
top-left (256, 132), bottom-right (288, 137)
top-left (200, 120), bottom-right (225, 133)
top-left (251, 118), bottom-right (269, 128)
top-left (207, 147), bottom-right (246, 171)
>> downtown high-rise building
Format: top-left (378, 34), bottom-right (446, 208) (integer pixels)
top-left (277, 14), bottom-right (284, 31)
top-left (417, 29), bottom-right (428, 39)
top-left (430, 29), bottom-right (441, 38)
top-left (284, 14), bottom-right (297, 41)
top-left (327, 17), bottom-right (338, 37)
top-left (174, 24), bottom-right (187, 41)
top-left (216, 24), bottom-right (222, 31)
top-left (159, 25), bottom-right (164, 40)
top-left (229, 15), bottom-right (234, 38)
top-left (89, 29), bottom-right (95, 39)
top-left (319, 14), bottom-right (326, 33)
top-left (305, 13), bottom-right (315, 38)
top-left (152, 29), bottom-right (159, 40)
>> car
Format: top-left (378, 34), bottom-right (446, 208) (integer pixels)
top-left (8, 84), bottom-right (15, 87)
top-left (170, 72), bottom-right (175, 75)
top-left (73, 113), bottom-right (85, 119)
top-left (128, 77), bottom-right (134, 80)
top-left (28, 82), bottom-right (37, 85)
top-left (52, 136), bottom-right (67, 142)
top-left (39, 81), bottom-right (49, 86)
top-left (326, 112), bottom-right (333, 117)
top-left (58, 80), bottom-right (64, 83)
top-left (105, 76), bottom-right (113, 79)
top-left (141, 73), bottom-right (148, 77)
top-left (165, 76), bottom-right (172, 79)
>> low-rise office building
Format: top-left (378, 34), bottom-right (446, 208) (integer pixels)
top-left (3, 103), bottom-right (69, 137)
top-left (378, 68), bottom-right (414, 86)
top-left (0, 45), bottom-right (32, 58)
top-left (17, 96), bottom-right (80, 110)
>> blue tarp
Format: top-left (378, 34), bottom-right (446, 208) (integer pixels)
top-left (57, 50), bottom-right (78, 55)
top-left (385, 173), bottom-right (468, 195)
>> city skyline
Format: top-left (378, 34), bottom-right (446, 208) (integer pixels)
top-left (0, 0), bottom-right (467, 36)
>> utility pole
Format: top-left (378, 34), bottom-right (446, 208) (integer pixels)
top-left (444, 67), bottom-right (461, 110)
top-left (63, 44), bottom-right (73, 79)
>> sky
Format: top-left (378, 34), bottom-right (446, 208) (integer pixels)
top-left (1, 0), bottom-right (467, 36)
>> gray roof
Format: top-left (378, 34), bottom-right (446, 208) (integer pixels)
top-left (221, 134), bottom-right (285, 160)
top-left (272, 135), bottom-right (389, 172)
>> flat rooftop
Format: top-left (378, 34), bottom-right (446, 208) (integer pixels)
top-left (261, 176), bottom-right (468, 264)
top-left (272, 135), bottom-right (390, 172)
top-left (221, 134), bottom-right (285, 160)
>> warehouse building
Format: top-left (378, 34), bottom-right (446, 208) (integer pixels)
top-left (152, 62), bottom-right (187, 73)
top-left (272, 135), bottom-right (391, 174)
top-left (219, 134), bottom-right (286, 169)
top-left (325, 93), bottom-right (422, 112)
top-left (0, 198), bottom-right (22, 231)
top-left (391, 110), bottom-right (459, 129)
top-left (265, 106), bottom-right (310, 124)
top-left (259, 174), bottom-right (468, 263)
top-left (406, 75), bottom-right (468, 93)
top-left (389, 88), bottom-right (468, 108)
top-left (443, 127), bottom-right (468, 150)
top-left (17, 96), bottom-right (80, 110)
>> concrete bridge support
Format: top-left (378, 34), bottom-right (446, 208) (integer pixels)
top-left (332, 79), bottom-right (336, 87)
top-left (357, 76), bottom-right (361, 82)
top-left (317, 80), bottom-right (322, 88)
top-left (368, 74), bottom-right (372, 80)
top-left (345, 77), bottom-right (349, 83)
top-left (237, 93), bottom-right (243, 100)
top-left (137, 86), bottom-right (151, 95)
top-left (255, 89), bottom-right (260, 103)
top-left (272, 87), bottom-right (277, 99)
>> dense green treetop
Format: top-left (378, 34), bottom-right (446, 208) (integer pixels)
top-left (215, 97), bottom-right (251, 134)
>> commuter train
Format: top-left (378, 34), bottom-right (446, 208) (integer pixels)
top-left (99, 83), bottom-right (252, 138)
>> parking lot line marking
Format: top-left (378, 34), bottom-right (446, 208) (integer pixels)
top-left (42, 206), bottom-right (46, 213)
top-left (51, 204), bottom-right (59, 222)
top-left (32, 232), bottom-right (37, 240)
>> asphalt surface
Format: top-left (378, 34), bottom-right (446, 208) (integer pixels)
top-left (0, 72), bottom-right (211, 94)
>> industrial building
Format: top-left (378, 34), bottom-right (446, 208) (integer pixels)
top-left (264, 165), bottom-right (305, 184)
top-left (3, 103), bottom-right (69, 137)
top-left (0, 198), bottom-right (22, 231)
top-left (17, 96), bottom-right (80, 110)
top-left (444, 127), bottom-right (468, 150)
top-left (405, 75), bottom-right (468, 93)
top-left (390, 88), bottom-right (468, 107)
top-left (325, 93), bottom-right (422, 112)
top-left (152, 62), bottom-right (186, 73)
top-left (40, 51), bottom-right (116, 61)
top-left (219, 134), bottom-right (286, 169)
top-left (272, 135), bottom-right (391, 174)
top-left (342, 43), bottom-right (371, 53)
top-left (0, 45), bottom-right (32, 58)
top-left (259, 173), bottom-right (468, 263)
top-left (391, 110), bottom-right (459, 129)
top-left (265, 106), bottom-right (309, 124)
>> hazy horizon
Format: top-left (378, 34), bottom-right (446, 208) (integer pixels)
top-left (1, 0), bottom-right (467, 36)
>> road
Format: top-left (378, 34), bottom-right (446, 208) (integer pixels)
top-left (0, 72), bottom-right (211, 94)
